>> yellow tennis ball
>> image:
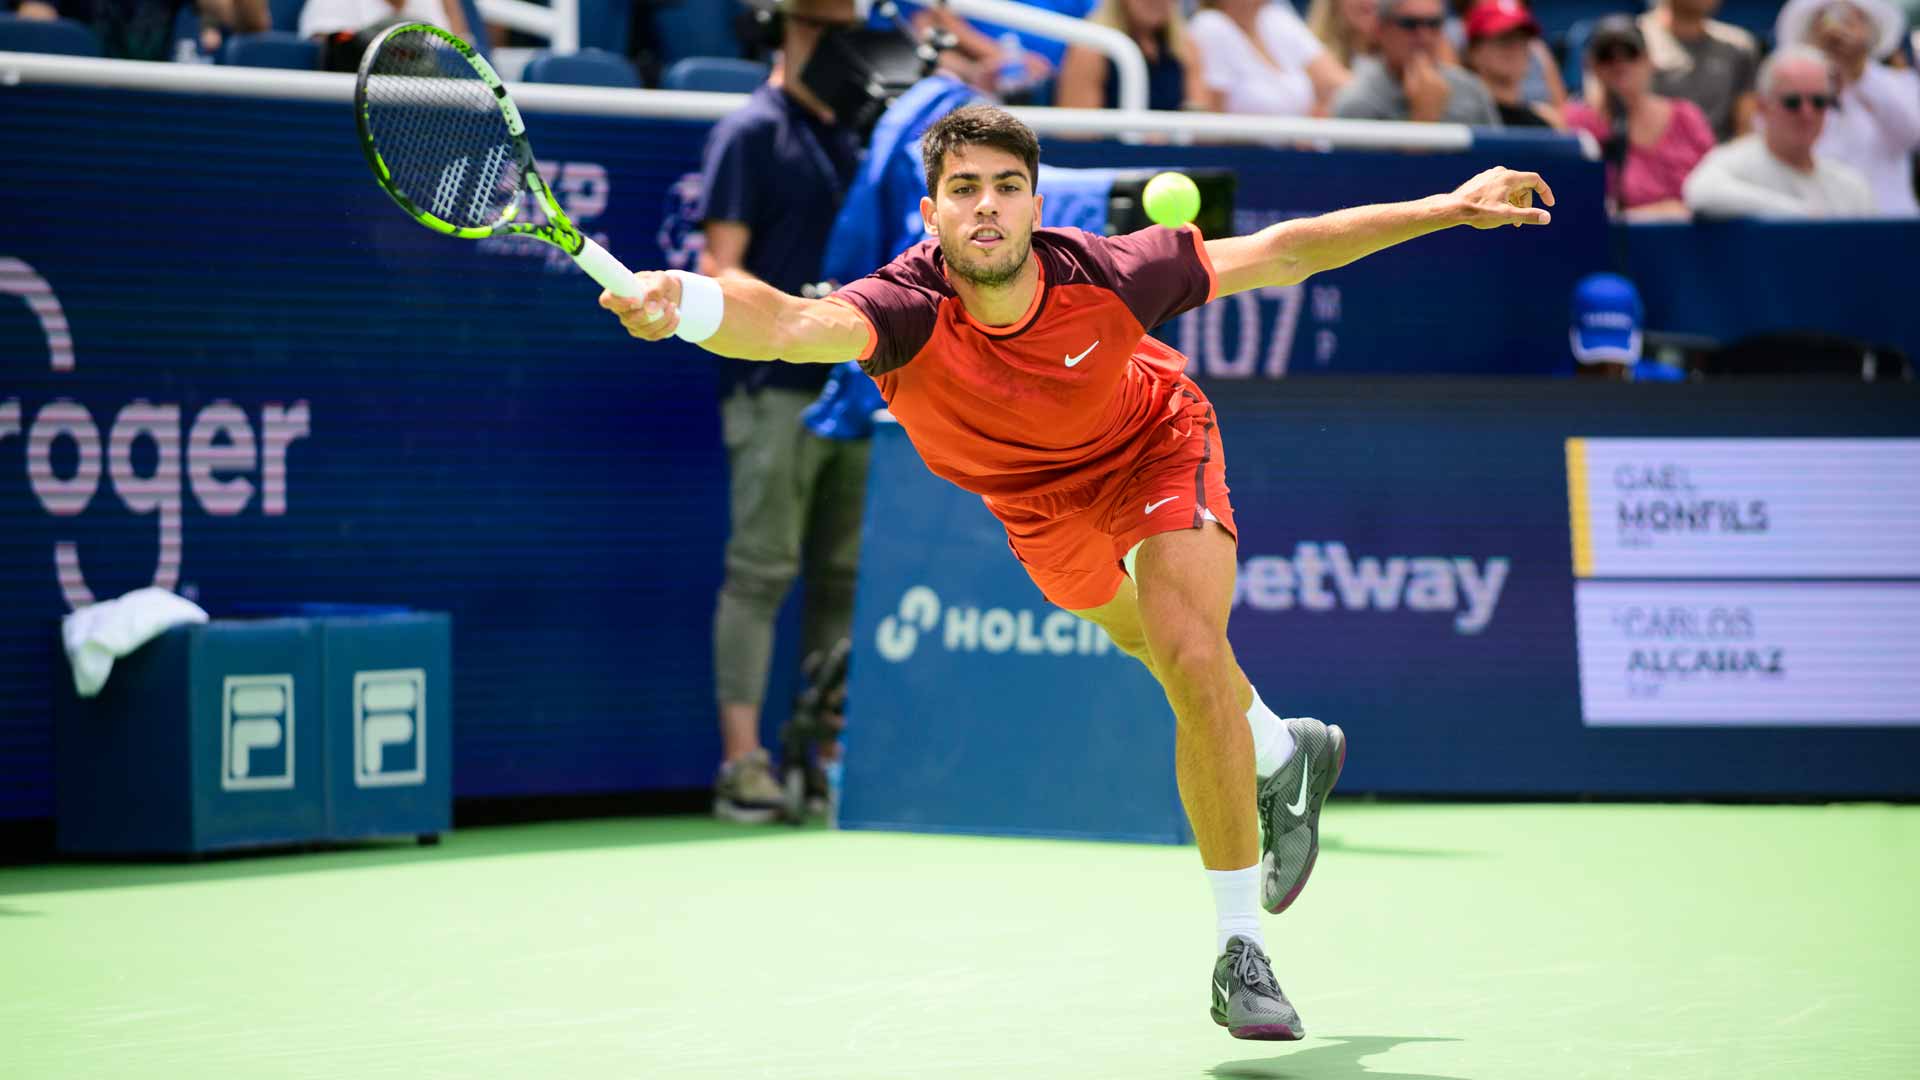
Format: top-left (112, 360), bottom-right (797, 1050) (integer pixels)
top-left (1142, 171), bottom-right (1201, 228)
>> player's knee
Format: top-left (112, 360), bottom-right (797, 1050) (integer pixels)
top-left (1153, 633), bottom-right (1229, 693)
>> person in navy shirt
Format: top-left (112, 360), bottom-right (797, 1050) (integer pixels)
top-left (695, 0), bottom-right (868, 823)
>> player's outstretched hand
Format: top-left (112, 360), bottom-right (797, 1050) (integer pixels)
top-left (1450, 167), bottom-right (1555, 230)
top-left (600, 271), bottom-right (684, 341)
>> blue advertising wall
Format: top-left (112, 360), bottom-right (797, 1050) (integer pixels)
top-left (2, 86), bottom-right (731, 820)
top-left (841, 379), bottom-right (1920, 841)
top-left (4, 78), bottom-right (1913, 826)
top-left (1621, 220), bottom-right (1920, 363)
top-left (0, 81), bottom-right (1607, 823)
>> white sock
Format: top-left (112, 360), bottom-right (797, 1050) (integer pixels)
top-left (1247, 687), bottom-right (1295, 778)
top-left (1208, 865), bottom-right (1264, 954)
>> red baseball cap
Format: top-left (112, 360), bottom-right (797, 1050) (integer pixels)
top-left (1465, 0), bottom-right (1541, 41)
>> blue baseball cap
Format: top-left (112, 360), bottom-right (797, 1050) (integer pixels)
top-left (1570, 272), bottom-right (1642, 365)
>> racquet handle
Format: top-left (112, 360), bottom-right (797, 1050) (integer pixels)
top-left (573, 236), bottom-right (640, 298)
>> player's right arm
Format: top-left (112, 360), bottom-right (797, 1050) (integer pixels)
top-left (598, 272), bottom-right (870, 366)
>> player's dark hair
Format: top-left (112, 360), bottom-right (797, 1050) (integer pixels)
top-left (920, 105), bottom-right (1041, 199)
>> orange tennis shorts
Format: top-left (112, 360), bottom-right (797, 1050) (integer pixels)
top-left (984, 383), bottom-right (1238, 611)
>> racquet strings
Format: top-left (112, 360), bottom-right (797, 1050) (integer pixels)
top-left (361, 27), bottom-right (526, 230)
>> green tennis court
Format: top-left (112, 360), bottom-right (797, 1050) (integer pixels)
top-left (5, 802), bottom-right (1914, 1079)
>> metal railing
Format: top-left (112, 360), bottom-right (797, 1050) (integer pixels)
top-left (943, 0), bottom-right (1148, 113)
top-left (0, 51), bottom-right (1477, 150)
top-left (475, 0), bottom-right (577, 54)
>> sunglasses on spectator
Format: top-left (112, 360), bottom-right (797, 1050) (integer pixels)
top-left (1778, 93), bottom-right (1835, 111)
top-left (1390, 16), bottom-right (1446, 31)
top-left (1592, 45), bottom-right (1642, 64)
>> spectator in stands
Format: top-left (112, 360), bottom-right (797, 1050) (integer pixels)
top-left (1460, 0), bottom-right (1562, 128)
top-left (1449, 0), bottom-right (1564, 109)
top-left (1187, 0), bottom-right (1350, 117)
top-left (1777, 0), bottom-right (1920, 216)
top-left (9, 0), bottom-right (264, 60)
top-left (1564, 15), bottom-right (1714, 219)
top-left (1306, 0), bottom-right (1378, 68)
top-left (1331, 0), bottom-right (1499, 124)
top-left (1684, 45), bottom-right (1880, 217)
top-left (880, 0), bottom-right (1093, 102)
top-left (1639, 0), bottom-right (1760, 143)
top-left (298, 0), bottom-right (472, 45)
top-left (1056, 0), bottom-right (1216, 111)
top-left (696, 0), bottom-right (869, 822)
top-left (1568, 272), bottom-right (1642, 381)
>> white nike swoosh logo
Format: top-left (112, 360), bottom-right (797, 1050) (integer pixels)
top-left (1286, 756), bottom-right (1312, 817)
top-left (1214, 977), bottom-right (1231, 1000)
top-left (1144, 496), bottom-right (1179, 514)
top-left (1064, 340), bottom-right (1099, 367)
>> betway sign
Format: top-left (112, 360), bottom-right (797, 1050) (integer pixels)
top-left (1233, 542), bottom-right (1511, 634)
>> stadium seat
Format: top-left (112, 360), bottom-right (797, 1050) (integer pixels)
top-left (1560, 17), bottom-right (1599, 94)
top-left (661, 56), bottom-right (768, 93)
top-left (651, 0), bottom-right (740, 66)
top-left (521, 47), bottom-right (641, 88)
top-left (269, 0), bottom-right (304, 33)
top-left (221, 30), bottom-right (319, 69)
top-left (0, 14), bottom-right (103, 56)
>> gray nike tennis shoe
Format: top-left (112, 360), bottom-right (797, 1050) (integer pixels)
top-left (1210, 936), bottom-right (1303, 1040)
top-left (1257, 717), bottom-right (1346, 914)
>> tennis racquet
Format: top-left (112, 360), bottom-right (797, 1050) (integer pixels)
top-left (353, 22), bottom-right (638, 297)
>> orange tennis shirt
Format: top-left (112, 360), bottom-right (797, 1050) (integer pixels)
top-left (828, 224), bottom-right (1219, 501)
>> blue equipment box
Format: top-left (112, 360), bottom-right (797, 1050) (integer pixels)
top-left (55, 613), bottom-right (451, 855)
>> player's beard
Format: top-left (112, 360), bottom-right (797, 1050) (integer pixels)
top-left (941, 227), bottom-right (1033, 289)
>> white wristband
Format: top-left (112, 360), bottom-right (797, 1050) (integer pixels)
top-left (666, 270), bottom-right (724, 343)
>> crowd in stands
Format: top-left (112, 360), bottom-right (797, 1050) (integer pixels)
top-left (7, 0), bottom-right (1917, 218)
top-left (836, 0), bottom-right (1920, 219)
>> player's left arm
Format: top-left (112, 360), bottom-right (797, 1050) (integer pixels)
top-left (1203, 166), bottom-right (1555, 296)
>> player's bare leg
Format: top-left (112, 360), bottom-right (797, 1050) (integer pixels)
top-left (1122, 523), bottom-right (1300, 1037)
top-left (1081, 528), bottom-right (1347, 914)
top-left (1069, 574), bottom-right (1167, 682)
top-left (1074, 522), bottom-right (1344, 1038)
top-left (1128, 523), bottom-right (1257, 870)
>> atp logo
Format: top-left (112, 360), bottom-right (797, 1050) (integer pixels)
top-left (656, 172), bottom-right (706, 271)
top-left (1, 258), bottom-right (311, 611)
top-left (478, 159), bottom-right (613, 272)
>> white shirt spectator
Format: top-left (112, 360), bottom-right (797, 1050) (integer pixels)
top-left (299, 0), bottom-right (457, 39)
top-left (1683, 133), bottom-right (1879, 218)
top-left (1816, 63), bottom-right (1920, 216)
top-left (1189, 4), bottom-right (1327, 117)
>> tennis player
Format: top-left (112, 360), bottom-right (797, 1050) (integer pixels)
top-left (602, 105), bottom-right (1553, 1040)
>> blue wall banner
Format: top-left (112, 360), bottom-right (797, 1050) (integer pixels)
top-left (1040, 135), bottom-right (1608, 380)
top-left (1621, 221), bottom-right (1920, 365)
top-left (3, 85), bottom-right (735, 820)
top-left (6, 78), bottom-right (1907, 827)
top-left (842, 379), bottom-right (1920, 841)
top-left (0, 81), bottom-right (1607, 822)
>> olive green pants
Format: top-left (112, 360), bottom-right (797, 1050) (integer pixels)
top-left (713, 387), bottom-right (869, 708)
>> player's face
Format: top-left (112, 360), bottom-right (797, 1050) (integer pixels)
top-left (922, 145), bottom-right (1041, 290)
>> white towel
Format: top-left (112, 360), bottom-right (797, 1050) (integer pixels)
top-left (61, 587), bottom-right (210, 698)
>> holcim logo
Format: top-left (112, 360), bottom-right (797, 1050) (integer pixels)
top-left (875, 586), bottom-right (1118, 663)
top-left (2, 258), bottom-right (310, 610)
